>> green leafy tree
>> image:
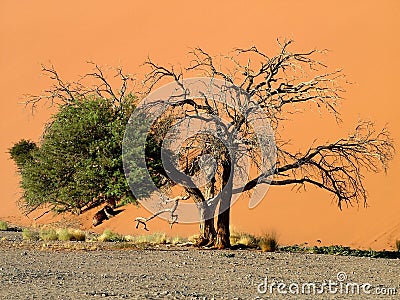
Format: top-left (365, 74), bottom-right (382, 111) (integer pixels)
top-left (10, 65), bottom-right (163, 214)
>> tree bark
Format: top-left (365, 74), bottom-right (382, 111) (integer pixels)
top-left (185, 185), bottom-right (216, 246)
top-left (196, 201), bottom-right (216, 246)
top-left (215, 160), bottom-right (232, 249)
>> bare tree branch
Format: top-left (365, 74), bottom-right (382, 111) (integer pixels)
top-left (24, 63), bottom-right (136, 111)
top-left (238, 121), bottom-right (394, 208)
top-left (135, 195), bottom-right (189, 230)
top-left (140, 41), bottom-right (394, 248)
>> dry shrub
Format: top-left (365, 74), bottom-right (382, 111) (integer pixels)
top-left (230, 231), bottom-right (257, 247)
top-left (188, 234), bottom-right (199, 243)
top-left (131, 232), bottom-right (169, 244)
top-left (258, 232), bottom-right (279, 252)
top-left (56, 228), bottom-right (86, 241)
top-left (0, 221), bottom-right (8, 231)
top-left (56, 229), bottom-right (72, 241)
top-left (22, 228), bottom-right (39, 240)
top-left (125, 233), bottom-right (187, 245)
top-left (98, 229), bottom-right (125, 242)
top-left (70, 229), bottom-right (86, 241)
top-left (171, 236), bottom-right (186, 245)
top-left (39, 228), bottom-right (58, 241)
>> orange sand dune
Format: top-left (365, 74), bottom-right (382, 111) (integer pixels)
top-left (1, 1), bottom-right (399, 250)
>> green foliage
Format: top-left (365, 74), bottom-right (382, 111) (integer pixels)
top-left (10, 94), bottom-right (163, 213)
top-left (0, 221), bottom-right (8, 231)
top-left (122, 111), bottom-right (168, 200)
top-left (8, 140), bottom-right (38, 168)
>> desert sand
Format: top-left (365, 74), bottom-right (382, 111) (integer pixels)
top-left (1, 1), bottom-right (400, 250)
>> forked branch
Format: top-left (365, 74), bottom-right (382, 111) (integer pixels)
top-left (135, 195), bottom-right (189, 230)
top-left (24, 63), bottom-right (135, 111)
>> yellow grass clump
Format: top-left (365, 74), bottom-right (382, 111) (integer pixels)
top-left (56, 228), bottom-right (86, 241)
top-left (98, 229), bottom-right (125, 242)
top-left (39, 228), bottom-right (58, 241)
top-left (395, 240), bottom-right (400, 252)
top-left (230, 230), bottom-right (258, 247)
top-left (0, 221), bottom-right (8, 231)
top-left (258, 232), bottom-right (279, 252)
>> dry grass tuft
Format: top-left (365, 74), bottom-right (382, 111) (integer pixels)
top-left (124, 233), bottom-right (187, 245)
top-left (98, 229), bottom-right (125, 242)
top-left (171, 236), bottom-right (186, 245)
top-left (396, 240), bottom-right (400, 252)
top-left (0, 221), bottom-right (8, 231)
top-left (258, 232), bottom-right (279, 252)
top-left (129, 232), bottom-right (169, 244)
top-left (230, 229), bottom-right (257, 247)
top-left (56, 228), bottom-right (86, 241)
top-left (56, 229), bottom-right (72, 241)
top-left (70, 229), bottom-right (86, 241)
top-left (39, 228), bottom-right (58, 241)
top-left (188, 234), bottom-right (199, 243)
top-left (22, 227), bottom-right (87, 242)
top-left (22, 228), bottom-right (39, 240)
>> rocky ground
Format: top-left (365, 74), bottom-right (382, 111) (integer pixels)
top-left (0, 231), bottom-right (399, 299)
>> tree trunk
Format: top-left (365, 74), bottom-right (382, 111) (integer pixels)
top-left (185, 185), bottom-right (216, 246)
top-left (196, 201), bottom-right (216, 246)
top-left (215, 206), bottom-right (230, 249)
top-left (215, 160), bottom-right (232, 249)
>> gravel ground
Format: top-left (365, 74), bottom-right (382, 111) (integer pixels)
top-left (0, 231), bottom-right (399, 299)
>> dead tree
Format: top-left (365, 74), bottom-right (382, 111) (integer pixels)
top-left (139, 39), bottom-right (394, 249)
